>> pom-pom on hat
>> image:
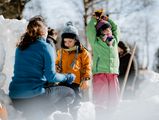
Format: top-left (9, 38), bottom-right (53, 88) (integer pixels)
top-left (61, 21), bottom-right (79, 40)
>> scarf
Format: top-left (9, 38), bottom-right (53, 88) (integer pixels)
top-left (63, 46), bottom-right (77, 52)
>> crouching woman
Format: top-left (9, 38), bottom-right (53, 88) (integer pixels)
top-left (9, 16), bottom-right (75, 120)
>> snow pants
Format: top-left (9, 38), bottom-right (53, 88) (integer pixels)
top-left (93, 73), bottom-right (120, 109)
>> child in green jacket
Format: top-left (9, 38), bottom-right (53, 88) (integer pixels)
top-left (86, 11), bottom-right (120, 111)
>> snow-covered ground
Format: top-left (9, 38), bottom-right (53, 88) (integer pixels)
top-left (112, 70), bottom-right (159, 120)
top-left (1, 0), bottom-right (159, 120)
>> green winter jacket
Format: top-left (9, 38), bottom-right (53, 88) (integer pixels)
top-left (86, 17), bottom-right (120, 74)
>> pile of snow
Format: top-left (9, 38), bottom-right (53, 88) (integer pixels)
top-left (0, 15), bottom-right (27, 93)
top-left (48, 102), bottom-right (95, 120)
top-left (0, 15), bottom-right (27, 120)
top-left (0, 89), bottom-right (25, 120)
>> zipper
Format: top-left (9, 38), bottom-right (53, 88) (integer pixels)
top-left (96, 56), bottom-right (100, 72)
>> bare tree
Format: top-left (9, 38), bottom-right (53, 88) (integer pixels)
top-left (83, 0), bottom-right (94, 47)
top-left (0, 0), bottom-right (27, 19)
top-left (144, 15), bottom-right (149, 69)
top-left (0, 0), bottom-right (10, 3)
top-left (153, 48), bottom-right (159, 73)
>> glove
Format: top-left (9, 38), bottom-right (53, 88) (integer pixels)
top-left (94, 9), bottom-right (104, 17)
top-left (65, 73), bottom-right (76, 84)
top-left (106, 36), bottom-right (113, 42)
top-left (106, 36), bottom-right (113, 46)
top-left (93, 9), bottom-right (104, 20)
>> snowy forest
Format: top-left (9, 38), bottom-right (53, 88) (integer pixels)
top-left (0, 0), bottom-right (159, 120)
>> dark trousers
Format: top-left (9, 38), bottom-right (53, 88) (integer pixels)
top-left (11, 86), bottom-right (75, 120)
top-left (58, 82), bottom-right (82, 120)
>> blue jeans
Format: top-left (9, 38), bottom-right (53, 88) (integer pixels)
top-left (12, 86), bottom-right (75, 120)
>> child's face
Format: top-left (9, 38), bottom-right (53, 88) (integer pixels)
top-left (64, 38), bottom-right (76, 48)
top-left (102, 28), bottom-right (112, 36)
top-left (118, 47), bottom-right (124, 54)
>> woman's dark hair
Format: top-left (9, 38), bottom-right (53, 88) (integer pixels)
top-left (61, 33), bottom-right (82, 53)
top-left (118, 41), bottom-right (130, 53)
top-left (17, 15), bottom-right (47, 50)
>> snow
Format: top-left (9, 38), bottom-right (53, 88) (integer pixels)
top-left (0, 0), bottom-right (159, 120)
top-left (0, 15), bottom-right (27, 93)
top-left (112, 70), bottom-right (159, 120)
top-left (116, 0), bottom-right (159, 69)
top-left (23, 0), bottom-right (84, 30)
